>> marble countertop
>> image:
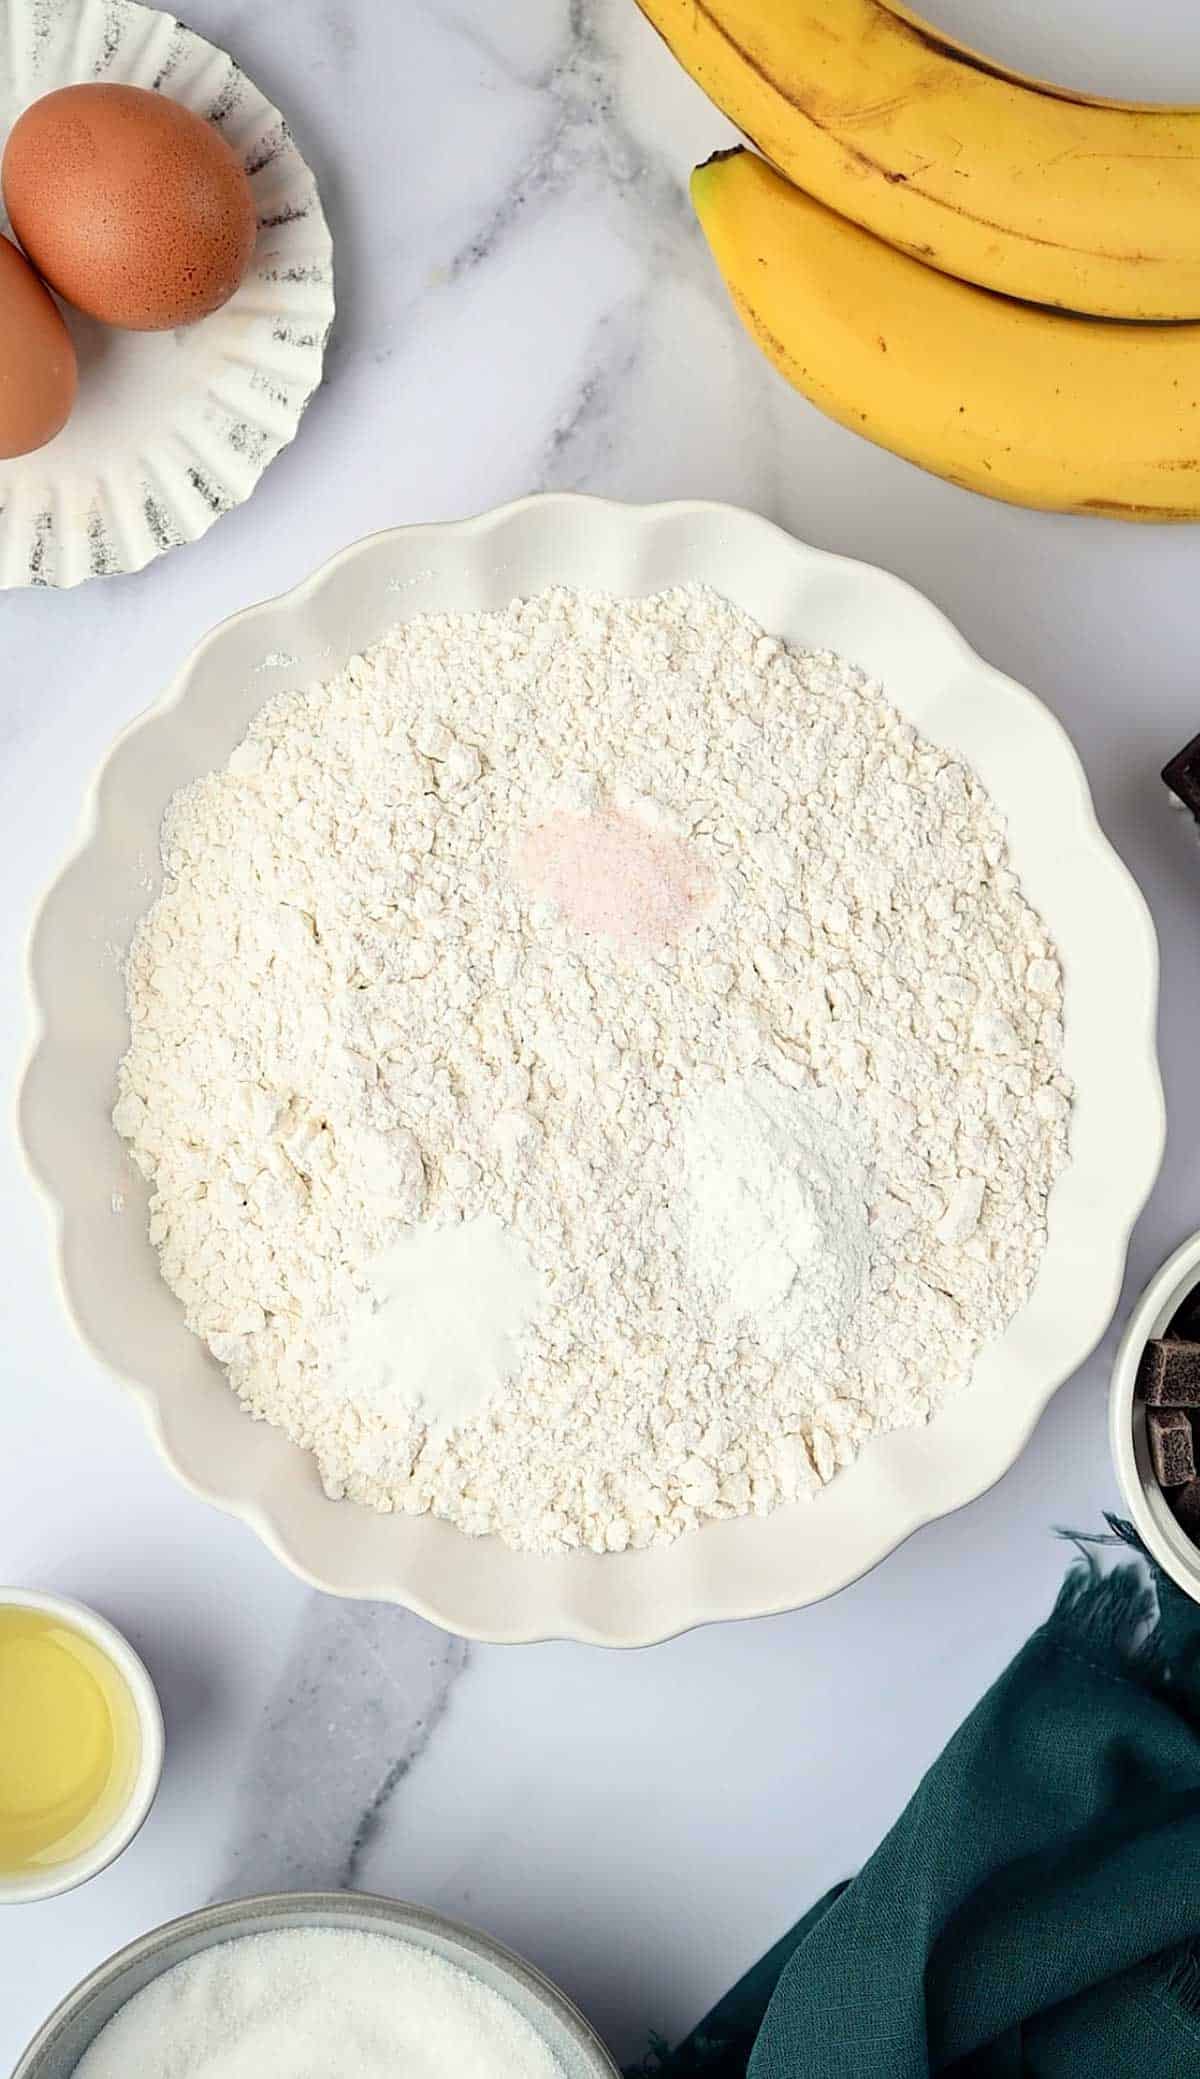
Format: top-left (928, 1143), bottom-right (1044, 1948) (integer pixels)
top-left (5, 0), bottom-right (1200, 2066)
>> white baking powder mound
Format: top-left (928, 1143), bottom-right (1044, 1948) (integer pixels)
top-left (341, 1214), bottom-right (547, 1435)
top-left (678, 1071), bottom-right (873, 1361)
top-left (71, 1927), bottom-right (565, 2079)
top-left (115, 583), bottom-right (1072, 1554)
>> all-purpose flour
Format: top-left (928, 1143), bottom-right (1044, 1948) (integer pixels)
top-left (114, 585), bottom-right (1071, 1554)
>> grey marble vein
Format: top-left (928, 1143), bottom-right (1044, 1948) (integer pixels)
top-left (416, 0), bottom-right (728, 497)
top-left (417, 0), bottom-right (568, 90)
top-left (444, 0), bottom-right (695, 286)
top-left (538, 301), bottom-right (646, 490)
top-left (214, 1596), bottom-right (468, 1900)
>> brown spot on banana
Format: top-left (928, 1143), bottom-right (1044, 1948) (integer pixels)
top-left (687, 0), bottom-right (1188, 268)
top-left (876, 0), bottom-right (1178, 113)
top-left (1080, 499), bottom-right (1200, 518)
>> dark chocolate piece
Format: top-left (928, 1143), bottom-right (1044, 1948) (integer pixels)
top-left (1138, 1338), bottom-right (1200, 1408)
top-left (1149, 1407), bottom-right (1196, 1487)
top-left (1171, 1480), bottom-right (1200, 1544)
top-left (1167, 1284), bottom-right (1200, 1343)
top-left (1164, 731), bottom-right (1200, 820)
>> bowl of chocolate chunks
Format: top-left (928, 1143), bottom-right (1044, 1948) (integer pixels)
top-left (1111, 1230), bottom-right (1200, 1600)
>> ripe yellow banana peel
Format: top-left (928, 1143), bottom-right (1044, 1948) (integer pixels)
top-left (693, 149), bottom-right (1200, 521)
top-left (639, 0), bottom-right (1200, 319)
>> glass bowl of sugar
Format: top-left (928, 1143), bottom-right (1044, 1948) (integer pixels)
top-left (13, 1891), bottom-right (619, 2079)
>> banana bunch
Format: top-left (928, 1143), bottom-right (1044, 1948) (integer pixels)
top-left (637, 0), bottom-right (1200, 519)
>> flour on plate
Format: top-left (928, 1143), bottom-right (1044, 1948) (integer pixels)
top-left (114, 585), bottom-right (1071, 1554)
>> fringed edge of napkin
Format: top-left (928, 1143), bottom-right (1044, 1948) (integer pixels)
top-left (629, 1520), bottom-right (1200, 2075)
top-left (1045, 1517), bottom-right (1165, 1684)
top-left (1061, 1518), bottom-right (1200, 2032)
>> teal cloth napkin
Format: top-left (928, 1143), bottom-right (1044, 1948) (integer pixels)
top-left (641, 1530), bottom-right (1200, 2076)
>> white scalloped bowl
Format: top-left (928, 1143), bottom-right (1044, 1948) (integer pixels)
top-left (19, 496), bottom-right (1164, 1644)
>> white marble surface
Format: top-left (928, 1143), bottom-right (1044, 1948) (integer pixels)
top-left (5, 0), bottom-right (1200, 2066)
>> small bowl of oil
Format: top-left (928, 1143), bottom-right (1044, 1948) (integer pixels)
top-left (0, 1588), bottom-right (163, 1904)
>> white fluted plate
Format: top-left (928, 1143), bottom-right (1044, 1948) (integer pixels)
top-left (19, 496), bottom-right (1165, 1642)
top-left (0, 0), bottom-right (332, 588)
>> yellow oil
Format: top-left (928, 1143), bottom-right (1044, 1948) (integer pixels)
top-left (0, 1605), bottom-right (141, 1875)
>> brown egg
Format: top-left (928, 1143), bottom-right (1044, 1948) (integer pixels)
top-left (0, 232), bottom-right (76, 458)
top-left (3, 84), bottom-right (257, 331)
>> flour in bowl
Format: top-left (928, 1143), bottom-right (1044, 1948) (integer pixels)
top-left (113, 585), bottom-right (1071, 1554)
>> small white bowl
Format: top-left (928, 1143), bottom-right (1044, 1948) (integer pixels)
top-left (1110, 1232), bottom-right (1200, 1603)
top-left (0, 1588), bottom-right (164, 1905)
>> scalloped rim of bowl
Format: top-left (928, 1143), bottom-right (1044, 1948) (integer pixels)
top-left (11, 1890), bottom-right (620, 2077)
top-left (18, 494), bottom-right (1165, 1644)
top-left (0, 1587), bottom-right (164, 1904)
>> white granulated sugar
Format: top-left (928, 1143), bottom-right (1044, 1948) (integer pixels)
top-left (71, 1927), bottom-right (564, 2079)
top-left (115, 584), bottom-right (1071, 1555)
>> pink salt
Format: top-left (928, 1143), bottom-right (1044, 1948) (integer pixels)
top-left (516, 806), bottom-right (714, 952)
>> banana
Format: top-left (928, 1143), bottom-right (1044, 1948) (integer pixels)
top-left (692, 149), bottom-right (1200, 521)
top-left (638, 0), bottom-right (1200, 319)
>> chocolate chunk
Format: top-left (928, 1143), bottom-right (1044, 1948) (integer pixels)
top-left (1149, 1407), bottom-right (1196, 1487)
top-left (1167, 1285), bottom-right (1200, 1343)
top-left (1164, 731), bottom-right (1200, 819)
top-left (1138, 1338), bottom-right (1200, 1407)
top-left (1172, 1480), bottom-right (1200, 1544)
